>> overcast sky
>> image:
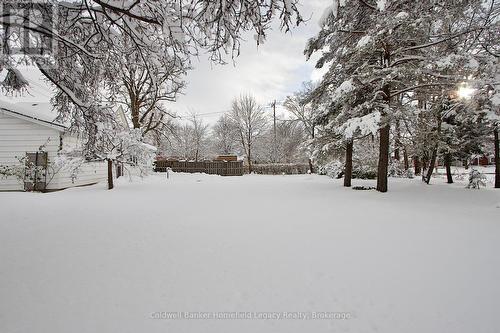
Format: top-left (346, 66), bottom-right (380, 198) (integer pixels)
top-left (1, 1), bottom-right (328, 124)
top-left (171, 0), bottom-right (328, 123)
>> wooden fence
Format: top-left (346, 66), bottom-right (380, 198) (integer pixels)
top-left (155, 160), bottom-right (244, 176)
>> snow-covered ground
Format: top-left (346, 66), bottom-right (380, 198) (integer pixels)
top-left (1, 173), bottom-right (499, 333)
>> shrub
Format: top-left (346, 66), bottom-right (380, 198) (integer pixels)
top-left (318, 161), bottom-right (344, 179)
top-left (466, 169), bottom-right (487, 189)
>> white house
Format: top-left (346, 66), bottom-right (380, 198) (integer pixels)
top-left (0, 99), bottom-right (107, 191)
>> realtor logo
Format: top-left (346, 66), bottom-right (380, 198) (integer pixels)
top-left (0, 0), bottom-right (57, 66)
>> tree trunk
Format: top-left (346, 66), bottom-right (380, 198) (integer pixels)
top-left (394, 148), bottom-right (400, 161)
top-left (403, 147), bottom-right (409, 170)
top-left (394, 120), bottom-right (401, 161)
top-left (344, 140), bottom-right (353, 187)
top-left (425, 148), bottom-right (438, 184)
top-left (376, 46), bottom-right (391, 193)
top-left (308, 158), bottom-right (314, 174)
top-left (414, 156), bottom-right (421, 175)
top-left (247, 145), bottom-right (252, 173)
top-left (107, 159), bottom-right (114, 190)
top-left (130, 93), bottom-right (141, 129)
top-left (445, 153), bottom-right (453, 184)
top-left (495, 128), bottom-right (499, 189)
top-left (425, 108), bottom-right (442, 184)
top-left (377, 124), bottom-right (390, 192)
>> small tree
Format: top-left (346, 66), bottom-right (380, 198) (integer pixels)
top-left (189, 114), bottom-right (209, 162)
top-left (212, 114), bottom-right (238, 155)
top-left (229, 95), bottom-right (268, 172)
top-left (284, 81), bottom-right (318, 171)
top-left (170, 114), bottom-right (209, 161)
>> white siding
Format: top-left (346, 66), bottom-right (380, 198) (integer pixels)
top-left (48, 161), bottom-right (107, 190)
top-left (0, 111), bottom-right (60, 191)
top-left (48, 133), bottom-right (107, 190)
top-left (0, 111), bottom-right (107, 191)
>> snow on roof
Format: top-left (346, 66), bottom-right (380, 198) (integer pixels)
top-left (0, 99), bottom-right (66, 130)
top-left (0, 67), bottom-right (67, 130)
top-left (0, 66), bottom-right (54, 102)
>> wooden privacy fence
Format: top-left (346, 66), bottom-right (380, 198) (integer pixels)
top-left (155, 160), bottom-right (244, 176)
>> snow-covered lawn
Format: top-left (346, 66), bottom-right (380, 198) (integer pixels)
top-left (1, 173), bottom-right (499, 333)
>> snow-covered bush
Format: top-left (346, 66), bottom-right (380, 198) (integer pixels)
top-left (318, 161), bottom-right (344, 179)
top-left (352, 164), bottom-right (377, 180)
top-left (317, 160), bottom-right (377, 180)
top-left (1, 151), bottom-right (89, 188)
top-left (352, 186), bottom-right (375, 191)
top-left (388, 160), bottom-right (414, 178)
top-left (110, 129), bottom-right (157, 178)
top-left (251, 163), bottom-right (310, 175)
top-left (0, 158), bottom-right (25, 181)
top-left (0, 155), bottom-right (48, 184)
top-left (466, 169), bottom-right (487, 189)
top-left (352, 138), bottom-right (378, 179)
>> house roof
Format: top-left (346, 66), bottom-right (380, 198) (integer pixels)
top-left (0, 99), bottom-right (67, 131)
top-left (0, 67), bottom-right (125, 132)
top-left (0, 67), bottom-right (68, 131)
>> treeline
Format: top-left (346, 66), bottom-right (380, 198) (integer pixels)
top-left (156, 94), bottom-right (313, 171)
top-left (302, 0), bottom-right (499, 191)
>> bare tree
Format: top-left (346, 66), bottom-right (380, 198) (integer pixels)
top-left (284, 81), bottom-right (318, 172)
top-left (114, 49), bottom-right (186, 136)
top-left (273, 120), bottom-right (305, 163)
top-left (171, 123), bottom-right (195, 160)
top-left (283, 82), bottom-right (317, 139)
top-left (229, 95), bottom-right (268, 172)
top-left (170, 114), bottom-right (209, 161)
top-left (213, 114), bottom-right (237, 155)
top-left (102, 28), bottom-right (188, 137)
top-left (190, 114), bottom-right (209, 162)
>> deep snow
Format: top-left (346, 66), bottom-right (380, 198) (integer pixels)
top-left (0, 173), bottom-right (499, 333)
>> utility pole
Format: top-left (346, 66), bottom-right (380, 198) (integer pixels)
top-left (271, 100), bottom-right (277, 163)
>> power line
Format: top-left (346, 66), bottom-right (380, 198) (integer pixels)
top-left (195, 110), bottom-right (227, 116)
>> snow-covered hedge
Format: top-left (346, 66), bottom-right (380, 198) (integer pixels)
top-left (250, 163), bottom-right (310, 175)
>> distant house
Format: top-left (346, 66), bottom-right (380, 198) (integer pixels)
top-left (471, 154), bottom-right (495, 166)
top-left (0, 100), bottom-right (107, 191)
top-left (214, 155), bottom-right (238, 162)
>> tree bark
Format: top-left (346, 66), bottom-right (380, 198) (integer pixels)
top-left (377, 124), bottom-right (390, 192)
top-left (414, 156), bottom-right (421, 175)
top-left (308, 158), bottom-right (314, 174)
top-left (445, 153), bottom-right (453, 184)
top-left (376, 45), bottom-right (391, 193)
top-left (425, 148), bottom-right (438, 184)
top-left (247, 145), bottom-right (252, 173)
top-left (129, 90), bottom-right (141, 129)
top-left (107, 159), bottom-right (114, 190)
top-left (422, 156), bottom-right (428, 173)
top-left (425, 107), bottom-right (442, 184)
top-left (394, 120), bottom-right (401, 161)
top-left (495, 128), bottom-right (499, 189)
top-left (344, 140), bottom-right (353, 187)
top-left (403, 147), bottom-right (409, 170)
